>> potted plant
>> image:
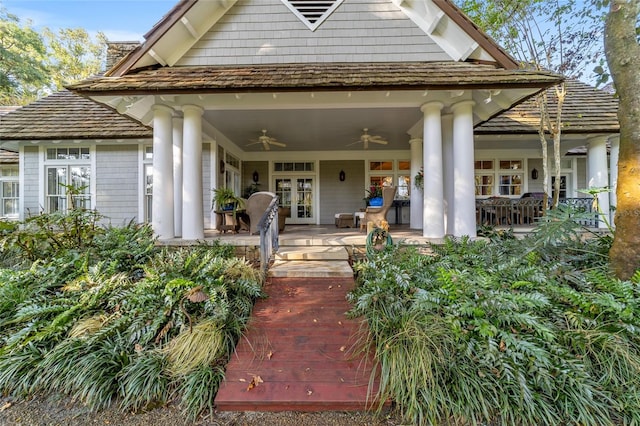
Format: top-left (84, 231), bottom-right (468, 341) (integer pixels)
top-left (364, 184), bottom-right (383, 207)
top-left (212, 187), bottom-right (243, 211)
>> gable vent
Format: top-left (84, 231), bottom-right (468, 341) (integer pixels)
top-left (282, 0), bottom-right (344, 31)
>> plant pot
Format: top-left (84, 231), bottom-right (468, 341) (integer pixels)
top-left (368, 197), bottom-right (383, 207)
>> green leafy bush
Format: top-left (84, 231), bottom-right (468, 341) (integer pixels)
top-left (0, 222), bottom-right (263, 419)
top-left (350, 226), bottom-right (640, 425)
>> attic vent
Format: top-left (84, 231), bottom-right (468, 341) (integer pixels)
top-left (282, 0), bottom-right (344, 31)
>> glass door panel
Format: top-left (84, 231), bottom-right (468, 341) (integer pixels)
top-left (275, 176), bottom-right (314, 224)
top-left (296, 178), bottom-right (313, 220)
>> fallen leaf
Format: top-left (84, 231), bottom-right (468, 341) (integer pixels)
top-left (307, 390), bottom-right (313, 396)
top-left (499, 340), bottom-right (506, 352)
top-left (328, 285), bottom-right (333, 289)
top-left (338, 321), bottom-right (343, 326)
top-left (239, 378), bottom-right (246, 382)
top-left (313, 319), bottom-right (318, 323)
top-left (339, 346), bottom-right (346, 352)
top-left (247, 375), bottom-right (264, 391)
top-left (0, 402), bottom-right (12, 412)
top-left (134, 344), bottom-right (143, 352)
top-left (267, 351), bottom-right (274, 360)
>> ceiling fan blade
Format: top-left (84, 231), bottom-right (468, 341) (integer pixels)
top-left (246, 140), bottom-right (261, 146)
top-left (269, 140), bottom-right (286, 147)
top-left (262, 141), bottom-right (271, 151)
top-left (370, 139), bottom-right (388, 145)
top-left (346, 140), bottom-right (361, 147)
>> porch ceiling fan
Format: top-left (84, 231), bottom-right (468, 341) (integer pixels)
top-left (347, 128), bottom-right (388, 149)
top-left (246, 129), bottom-right (286, 151)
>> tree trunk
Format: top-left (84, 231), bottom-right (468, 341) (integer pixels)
top-left (606, 0), bottom-right (640, 280)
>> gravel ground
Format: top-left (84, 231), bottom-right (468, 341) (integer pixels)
top-left (0, 395), bottom-right (405, 426)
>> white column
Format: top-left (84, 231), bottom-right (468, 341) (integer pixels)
top-left (172, 116), bottom-right (184, 237)
top-left (409, 137), bottom-right (423, 229)
top-left (151, 104), bottom-right (175, 240)
top-left (421, 102), bottom-right (445, 238)
top-left (609, 135), bottom-right (619, 225)
top-left (451, 100), bottom-right (477, 238)
top-left (442, 113), bottom-right (455, 235)
top-left (587, 135), bottom-right (610, 228)
top-left (182, 104), bottom-right (204, 240)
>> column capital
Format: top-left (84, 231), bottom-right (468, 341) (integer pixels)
top-left (409, 137), bottom-right (423, 145)
top-left (451, 100), bottom-right (476, 112)
top-left (609, 134), bottom-right (620, 146)
top-left (182, 104), bottom-right (204, 115)
top-left (587, 135), bottom-right (609, 146)
top-left (152, 104), bottom-right (174, 114)
top-left (420, 101), bottom-right (444, 114)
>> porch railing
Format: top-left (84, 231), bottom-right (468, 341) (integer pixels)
top-left (257, 197), bottom-right (280, 274)
top-left (476, 197), bottom-right (597, 227)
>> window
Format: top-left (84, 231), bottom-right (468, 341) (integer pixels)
top-left (45, 147), bottom-right (91, 213)
top-left (274, 162), bottom-right (314, 172)
top-left (225, 152), bottom-right (241, 196)
top-left (143, 146), bottom-right (153, 222)
top-left (368, 160), bottom-right (409, 199)
top-left (474, 159), bottom-right (523, 197)
top-left (498, 160), bottom-right (523, 196)
top-left (0, 166), bottom-right (18, 218)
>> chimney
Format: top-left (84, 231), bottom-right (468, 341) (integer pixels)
top-left (105, 41), bottom-right (141, 71)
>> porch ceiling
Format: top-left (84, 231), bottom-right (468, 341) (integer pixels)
top-left (204, 106), bottom-right (421, 152)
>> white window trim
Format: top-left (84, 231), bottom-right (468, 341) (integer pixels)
top-left (40, 145), bottom-right (96, 213)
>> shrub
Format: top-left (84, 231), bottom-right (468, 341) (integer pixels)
top-left (350, 228), bottom-right (640, 425)
top-left (0, 221), bottom-right (263, 419)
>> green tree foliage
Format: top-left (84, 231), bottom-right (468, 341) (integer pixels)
top-left (0, 7), bottom-right (48, 105)
top-left (0, 5), bottom-right (107, 105)
top-left (456, 0), bottom-right (604, 80)
top-left (43, 27), bottom-right (106, 91)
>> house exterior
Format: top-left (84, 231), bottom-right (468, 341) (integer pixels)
top-left (0, 0), bottom-right (619, 239)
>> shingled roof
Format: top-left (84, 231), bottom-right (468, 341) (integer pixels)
top-left (0, 90), bottom-right (151, 141)
top-left (0, 149), bottom-right (18, 164)
top-left (68, 62), bottom-right (562, 96)
top-left (476, 79), bottom-right (619, 135)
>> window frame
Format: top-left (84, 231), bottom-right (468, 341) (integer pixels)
top-left (42, 146), bottom-right (94, 213)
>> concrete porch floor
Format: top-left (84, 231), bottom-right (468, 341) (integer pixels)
top-left (159, 224), bottom-right (432, 247)
top-left (158, 223), bottom-right (535, 248)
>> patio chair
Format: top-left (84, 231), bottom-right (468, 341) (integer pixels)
top-left (246, 191), bottom-right (276, 235)
top-left (364, 186), bottom-right (397, 228)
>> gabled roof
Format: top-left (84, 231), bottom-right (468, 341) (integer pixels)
top-left (476, 79), bottom-right (619, 135)
top-left (69, 62), bottom-right (560, 96)
top-left (0, 90), bottom-right (151, 141)
top-left (107, 0), bottom-right (518, 77)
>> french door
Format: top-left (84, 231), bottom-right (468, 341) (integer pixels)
top-left (274, 177), bottom-right (315, 224)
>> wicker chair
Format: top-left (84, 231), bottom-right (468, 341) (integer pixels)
top-left (364, 186), bottom-right (397, 228)
top-left (246, 191), bottom-right (276, 235)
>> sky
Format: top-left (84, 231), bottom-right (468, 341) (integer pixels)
top-left (2, 0), bottom-right (178, 41)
